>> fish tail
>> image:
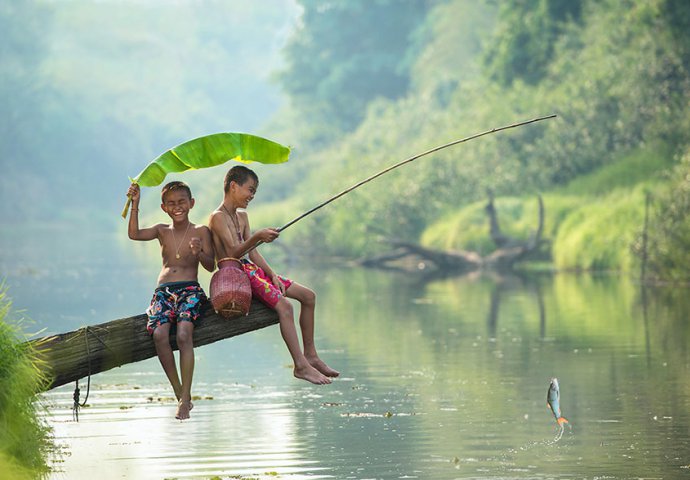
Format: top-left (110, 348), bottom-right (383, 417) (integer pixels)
top-left (557, 416), bottom-right (569, 426)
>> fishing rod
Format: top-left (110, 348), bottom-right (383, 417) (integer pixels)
top-left (246, 113), bottom-right (557, 254)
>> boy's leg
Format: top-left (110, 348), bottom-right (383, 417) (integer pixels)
top-left (285, 283), bottom-right (339, 378)
top-left (175, 321), bottom-right (194, 420)
top-left (152, 322), bottom-right (183, 401)
top-left (274, 298), bottom-right (331, 385)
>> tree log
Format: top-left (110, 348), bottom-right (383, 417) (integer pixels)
top-left (358, 194), bottom-right (545, 273)
top-left (30, 300), bottom-right (278, 390)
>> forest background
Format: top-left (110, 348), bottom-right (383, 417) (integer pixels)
top-left (3, 0), bottom-right (690, 282)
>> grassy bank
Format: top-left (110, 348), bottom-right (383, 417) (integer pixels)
top-left (421, 146), bottom-right (673, 273)
top-left (0, 287), bottom-right (53, 479)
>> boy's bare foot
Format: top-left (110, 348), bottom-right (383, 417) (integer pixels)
top-left (306, 356), bottom-right (340, 378)
top-left (294, 364), bottom-right (332, 385)
top-left (175, 400), bottom-right (192, 420)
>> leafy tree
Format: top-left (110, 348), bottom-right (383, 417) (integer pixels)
top-left (276, 0), bottom-right (429, 138)
top-left (483, 0), bottom-right (582, 86)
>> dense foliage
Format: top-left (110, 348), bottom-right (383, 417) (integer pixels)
top-left (276, 0), bottom-right (429, 140)
top-left (264, 0), bottom-right (690, 280)
top-left (634, 149), bottom-right (690, 281)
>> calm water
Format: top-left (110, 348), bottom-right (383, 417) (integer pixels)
top-left (2, 227), bottom-right (690, 479)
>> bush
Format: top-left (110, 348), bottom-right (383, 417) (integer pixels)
top-left (634, 148), bottom-right (690, 281)
top-left (0, 287), bottom-right (52, 479)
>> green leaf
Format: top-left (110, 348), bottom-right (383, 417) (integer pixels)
top-left (132, 132), bottom-right (291, 187)
top-left (122, 132), bottom-right (290, 217)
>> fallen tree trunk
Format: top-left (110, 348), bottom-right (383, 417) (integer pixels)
top-left (358, 195), bottom-right (545, 273)
top-left (30, 300), bottom-right (278, 390)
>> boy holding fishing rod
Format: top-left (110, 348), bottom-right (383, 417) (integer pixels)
top-left (209, 166), bottom-right (339, 385)
top-left (126, 181), bottom-right (215, 420)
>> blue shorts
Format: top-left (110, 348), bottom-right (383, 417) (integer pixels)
top-left (146, 281), bottom-right (206, 335)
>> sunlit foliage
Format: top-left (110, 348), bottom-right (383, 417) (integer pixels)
top-left (269, 0), bottom-right (690, 280)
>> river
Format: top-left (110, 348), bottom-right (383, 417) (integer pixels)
top-left (1, 227), bottom-right (689, 479)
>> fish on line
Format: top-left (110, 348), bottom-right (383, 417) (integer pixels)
top-left (547, 377), bottom-right (569, 427)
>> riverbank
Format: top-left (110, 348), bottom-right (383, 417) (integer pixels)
top-left (0, 288), bottom-right (53, 479)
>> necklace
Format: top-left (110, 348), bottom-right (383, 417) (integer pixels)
top-left (221, 204), bottom-right (242, 240)
top-left (171, 222), bottom-right (191, 260)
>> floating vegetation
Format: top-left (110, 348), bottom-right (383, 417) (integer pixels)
top-left (192, 395), bottom-right (215, 401)
top-left (146, 396), bottom-right (177, 403)
top-left (340, 411), bottom-right (414, 418)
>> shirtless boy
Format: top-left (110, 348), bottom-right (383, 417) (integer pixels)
top-left (127, 181), bottom-right (215, 419)
top-left (209, 166), bottom-right (339, 385)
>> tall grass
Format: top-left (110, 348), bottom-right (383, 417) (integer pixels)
top-left (0, 287), bottom-right (53, 479)
top-left (420, 146), bottom-right (670, 273)
top-left (552, 188), bottom-right (645, 271)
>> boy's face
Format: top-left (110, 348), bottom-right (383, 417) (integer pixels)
top-left (231, 178), bottom-right (258, 208)
top-left (161, 189), bottom-right (194, 220)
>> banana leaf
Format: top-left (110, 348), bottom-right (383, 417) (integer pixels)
top-left (122, 132), bottom-right (290, 217)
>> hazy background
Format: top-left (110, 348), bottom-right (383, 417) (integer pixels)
top-left (2, 0), bottom-right (689, 284)
top-left (1, 0), bottom-right (299, 227)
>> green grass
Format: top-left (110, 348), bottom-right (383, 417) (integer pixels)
top-left (421, 146), bottom-right (673, 272)
top-left (552, 188), bottom-right (645, 271)
top-left (556, 142), bottom-right (673, 196)
top-left (0, 287), bottom-right (53, 479)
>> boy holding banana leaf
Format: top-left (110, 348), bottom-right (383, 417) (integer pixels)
top-left (127, 181), bottom-right (215, 420)
top-left (209, 166), bottom-right (339, 385)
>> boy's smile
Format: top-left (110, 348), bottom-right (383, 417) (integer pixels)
top-left (161, 190), bottom-right (194, 221)
top-left (232, 179), bottom-right (257, 208)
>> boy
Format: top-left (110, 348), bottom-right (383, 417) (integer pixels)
top-left (126, 181), bottom-right (215, 419)
top-left (208, 166), bottom-right (339, 385)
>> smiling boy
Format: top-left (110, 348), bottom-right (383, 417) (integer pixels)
top-left (126, 181), bottom-right (215, 419)
top-left (208, 166), bottom-right (338, 385)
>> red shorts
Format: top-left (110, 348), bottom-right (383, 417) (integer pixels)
top-left (241, 261), bottom-right (292, 308)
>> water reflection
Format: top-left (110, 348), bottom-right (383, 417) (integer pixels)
top-left (2, 231), bottom-right (690, 478)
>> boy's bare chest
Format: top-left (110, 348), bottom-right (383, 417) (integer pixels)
top-left (160, 226), bottom-right (195, 261)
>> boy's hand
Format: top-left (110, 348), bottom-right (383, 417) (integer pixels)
top-left (190, 237), bottom-right (202, 256)
top-left (271, 273), bottom-right (286, 294)
top-left (127, 183), bottom-right (141, 204)
top-left (257, 228), bottom-right (280, 244)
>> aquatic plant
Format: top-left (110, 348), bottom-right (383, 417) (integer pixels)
top-left (0, 286), bottom-right (52, 479)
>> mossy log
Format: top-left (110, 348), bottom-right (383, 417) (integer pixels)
top-left (30, 300), bottom-right (278, 390)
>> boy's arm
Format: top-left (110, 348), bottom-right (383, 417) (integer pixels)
top-left (127, 184), bottom-right (159, 241)
top-left (191, 225), bottom-right (216, 272)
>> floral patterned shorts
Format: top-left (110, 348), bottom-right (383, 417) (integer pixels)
top-left (241, 260), bottom-right (292, 308)
top-left (146, 281), bottom-right (206, 334)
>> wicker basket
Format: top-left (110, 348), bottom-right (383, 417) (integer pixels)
top-left (210, 258), bottom-right (252, 317)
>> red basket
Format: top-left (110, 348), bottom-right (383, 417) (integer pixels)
top-left (210, 257), bottom-right (252, 317)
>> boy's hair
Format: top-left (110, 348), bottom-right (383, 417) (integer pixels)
top-left (224, 166), bottom-right (259, 193)
top-left (161, 181), bottom-right (192, 202)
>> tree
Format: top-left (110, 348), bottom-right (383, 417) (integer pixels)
top-left (277, 0), bottom-right (429, 137)
top-left (483, 0), bottom-right (582, 86)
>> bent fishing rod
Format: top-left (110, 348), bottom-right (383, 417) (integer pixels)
top-left (246, 113), bottom-right (557, 255)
